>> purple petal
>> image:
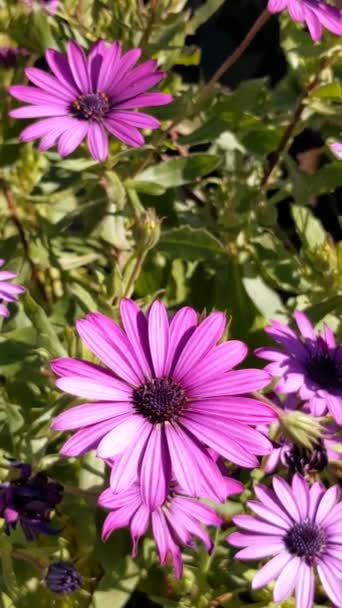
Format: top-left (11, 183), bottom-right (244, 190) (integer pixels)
top-left (109, 422), bottom-right (152, 492)
top-left (113, 72), bottom-right (165, 104)
top-left (190, 397), bottom-right (276, 423)
top-left (292, 474), bottom-right (309, 520)
top-left (10, 105), bottom-right (67, 119)
top-left (76, 314), bottom-right (143, 384)
top-left (57, 121), bottom-right (88, 156)
top-left (19, 117), bottom-right (69, 142)
top-left (315, 484), bottom-right (340, 524)
top-left (295, 561), bottom-right (314, 608)
top-left (294, 310), bottom-right (315, 340)
top-left (87, 40), bottom-right (106, 90)
top-left (130, 504), bottom-right (150, 556)
top-left (273, 556), bottom-right (300, 603)
top-left (233, 515), bottom-right (285, 536)
top-left (252, 551), bottom-right (292, 590)
top-left (55, 376), bottom-right (131, 401)
top-left (97, 41), bottom-right (121, 92)
top-left (115, 92), bottom-right (173, 110)
top-left (109, 110), bottom-right (160, 129)
top-left (66, 41), bottom-right (90, 93)
top-left (97, 414), bottom-right (147, 458)
top-left (272, 476), bottom-right (300, 522)
top-left (317, 562), bottom-right (342, 607)
top-left (51, 401), bottom-right (131, 430)
top-left (267, 0), bottom-right (288, 11)
top-left (148, 300), bottom-right (169, 377)
top-left (120, 299), bottom-right (153, 379)
top-left (139, 426), bottom-right (171, 509)
top-left (105, 118), bottom-right (145, 147)
top-left (182, 340), bottom-right (248, 388)
top-left (234, 542), bottom-right (284, 560)
top-left (9, 85), bottom-right (68, 107)
top-left (45, 49), bottom-right (79, 94)
top-left (172, 312), bottom-right (226, 382)
top-left (102, 500), bottom-right (140, 541)
top-left (61, 419), bottom-right (117, 456)
top-left (164, 306), bottom-right (197, 376)
top-left (0, 304), bottom-right (9, 317)
top-left (187, 369), bottom-right (271, 398)
top-left (87, 123), bottom-right (108, 161)
top-left (25, 67), bottom-right (75, 102)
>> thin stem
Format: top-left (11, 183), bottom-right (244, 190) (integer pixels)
top-left (261, 59), bottom-right (330, 187)
top-left (63, 483), bottom-right (99, 498)
top-left (1, 181), bottom-right (47, 301)
top-left (12, 550), bottom-right (44, 573)
top-left (121, 248), bottom-right (148, 300)
top-left (195, 9), bottom-right (271, 110)
top-left (252, 391), bottom-right (283, 417)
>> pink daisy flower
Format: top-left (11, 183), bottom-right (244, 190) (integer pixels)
top-left (256, 311), bottom-right (342, 423)
top-left (267, 0), bottom-right (342, 40)
top-left (51, 299), bottom-right (274, 509)
top-left (99, 480), bottom-right (233, 578)
top-left (9, 40), bottom-right (172, 161)
top-left (0, 259), bottom-right (25, 318)
top-left (228, 474), bottom-right (342, 608)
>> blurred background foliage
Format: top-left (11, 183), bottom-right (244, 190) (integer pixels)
top-left (0, 0), bottom-right (341, 606)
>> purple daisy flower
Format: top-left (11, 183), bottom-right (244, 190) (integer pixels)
top-left (259, 395), bottom-right (342, 476)
top-left (22, 0), bottom-right (59, 16)
top-left (99, 481), bottom-right (229, 578)
top-left (267, 0), bottom-right (342, 40)
top-left (330, 141), bottom-right (342, 158)
top-left (228, 474), bottom-right (342, 608)
top-left (9, 40), bottom-right (172, 161)
top-left (0, 47), bottom-right (29, 69)
top-left (0, 259), bottom-right (25, 318)
top-left (256, 311), bottom-right (342, 423)
top-left (51, 299), bottom-right (274, 509)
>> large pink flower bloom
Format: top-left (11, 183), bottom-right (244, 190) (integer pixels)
top-left (99, 481), bottom-right (232, 578)
top-left (9, 40), bottom-right (172, 161)
top-left (51, 299), bottom-right (274, 509)
top-left (267, 0), bottom-right (342, 40)
top-left (0, 259), bottom-right (25, 318)
top-left (228, 474), bottom-right (342, 608)
top-left (256, 311), bottom-right (342, 423)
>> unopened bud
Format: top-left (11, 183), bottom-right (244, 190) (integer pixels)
top-left (134, 208), bottom-right (161, 252)
top-left (279, 410), bottom-right (324, 451)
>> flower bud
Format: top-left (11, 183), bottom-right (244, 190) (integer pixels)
top-left (134, 208), bottom-right (161, 252)
top-left (279, 409), bottom-right (324, 451)
top-left (45, 561), bottom-right (81, 595)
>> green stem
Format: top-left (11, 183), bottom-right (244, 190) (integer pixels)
top-left (121, 248), bottom-right (148, 300)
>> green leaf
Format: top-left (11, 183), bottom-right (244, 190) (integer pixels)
top-left (134, 155), bottom-right (221, 188)
top-left (188, 0), bottom-right (225, 32)
top-left (22, 294), bottom-right (67, 358)
top-left (91, 557), bottom-right (140, 608)
top-left (158, 226), bottom-right (224, 260)
top-left (0, 537), bottom-right (18, 601)
top-left (291, 205), bottom-right (326, 251)
top-left (311, 81), bottom-right (342, 100)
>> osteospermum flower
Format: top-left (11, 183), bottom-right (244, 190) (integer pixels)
top-left (330, 141), bottom-right (342, 158)
top-left (99, 481), bottom-right (229, 578)
top-left (22, 0), bottom-right (59, 16)
top-left (267, 0), bottom-right (342, 40)
top-left (9, 40), bottom-right (172, 161)
top-left (228, 474), bottom-right (342, 608)
top-left (0, 47), bottom-right (29, 69)
top-left (256, 311), bottom-right (342, 423)
top-left (0, 259), bottom-right (25, 317)
top-left (51, 299), bottom-right (274, 509)
top-left (259, 395), bottom-right (342, 476)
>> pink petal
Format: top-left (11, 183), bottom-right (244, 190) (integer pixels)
top-left (294, 310), bottom-right (316, 340)
top-left (96, 414), bottom-right (147, 458)
top-left (66, 41), bottom-right (90, 93)
top-left (187, 369), bottom-right (271, 398)
top-left (317, 562), bottom-right (342, 607)
top-left (109, 421), bottom-right (152, 492)
top-left (182, 340), bottom-right (248, 388)
top-left (87, 122), bottom-right (108, 161)
top-left (295, 561), bottom-right (314, 608)
top-left (139, 426), bottom-right (171, 509)
top-left (164, 306), bottom-right (197, 376)
top-left (25, 67), bottom-right (75, 102)
top-left (51, 401), bottom-right (131, 430)
top-left (190, 397), bottom-right (276, 423)
top-left (45, 48), bottom-right (80, 94)
top-left (61, 419), bottom-right (116, 456)
top-left (105, 118), bottom-right (145, 147)
top-left (273, 556), bottom-right (300, 603)
top-left (57, 122), bottom-right (88, 157)
top-left (148, 300), bottom-right (169, 377)
top-left (120, 299), bottom-right (153, 378)
top-left (272, 476), bottom-right (300, 522)
top-left (252, 551), bottom-right (292, 590)
top-left (55, 375), bottom-right (131, 401)
top-left (234, 542), bottom-right (284, 560)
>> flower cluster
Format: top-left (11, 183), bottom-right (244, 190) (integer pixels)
top-left (267, 0), bottom-right (342, 41)
top-left (0, 460), bottom-right (63, 540)
top-left (51, 299), bottom-right (275, 574)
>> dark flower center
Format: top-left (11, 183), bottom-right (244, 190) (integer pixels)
top-left (306, 351), bottom-right (342, 391)
top-left (133, 377), bottom-right (186, 424)
top-left (284, 521), bottom-right (326, 564)
top-left (71, 91), bottom-right (110, 121)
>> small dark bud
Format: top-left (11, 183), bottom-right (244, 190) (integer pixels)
top-left (285, 441), bottom-right (328, 477)
top-left (45, 561), bottom-right (81, 595)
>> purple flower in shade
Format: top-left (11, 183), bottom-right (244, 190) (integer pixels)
top-left (51, 299), bottom-right (274, 510)
top-left (228, 474), bottom-right (342, 608)
top-left (0, 259), bottom-right (25, 318)
top-left (256, 311), bottom-right (342, 423)
top-left (0, 460), bottom-right (63, 540)
top-left (267, 0), bottom-right (342, 40)
top-left (99, 481), bottom-right (231, 578)
top-left (45, 561), bottom-right (81, 595)
top-left (22, 0), bottom-right (59, 16)
top-left (9, 40), bottom-right (172, 162)
top-left (0, 47), bottom-right (29, 69)
top-left (259, 395), bottom-right (342, 476)
top-left (330, 141), bottom-right (342, 158)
